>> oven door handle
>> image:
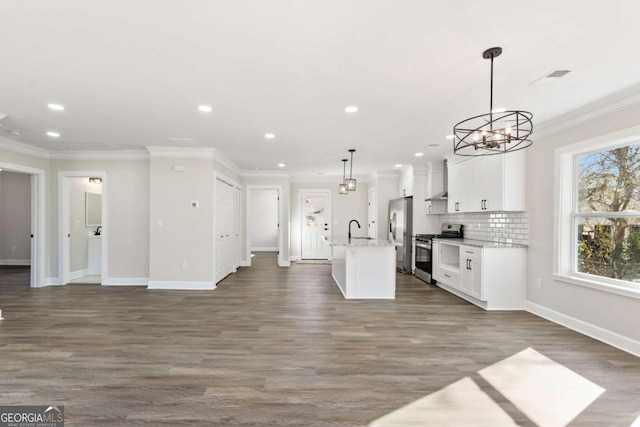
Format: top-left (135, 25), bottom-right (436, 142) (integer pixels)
top-left (415, 243), bottom-right (431, 249)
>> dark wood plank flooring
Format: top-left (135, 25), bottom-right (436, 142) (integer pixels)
top-left (0, 253), bottom-right (639, 426)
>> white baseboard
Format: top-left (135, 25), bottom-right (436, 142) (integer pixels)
top-left (0, 259), bottom-right (31, 266)
top-left (251, 247), bottom-right (278, 252)
top-left (289, 256), bottom-right (300, 262)
top-left (239, 260), bottom-right (251, 267)
top-left (278, 260), bottom-right (291, 267)
top-left (70, 269), bottom-right (89, 280)
top-left (524, 300), bottom-right (640, 357)
top-left (34, 278), bottom-right (62, 288)
top-left (103, 277), bottom-right (149, 287)
top-left (147, 281), bottom-right (216, 290)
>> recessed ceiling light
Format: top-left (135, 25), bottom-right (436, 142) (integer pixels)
top-left (198, 105), bottom-right (212, 113)
top-left (414, 152), bottom-right (424, 157)
top-left (395, 164), bottom-right (402, 168)
top-left (47, 103), bottom-right (65, 111)
top-left (345, 106), bottom-right (359, 113)
top-left (46, 131), bottom-right (60, 138)
top-left (445, 135), bottom-right (455, 140)
top-left (277, 163), bottom-right (286, 168)
top-left (491, 107), bottom-right (506, 113)
top-left (265, 133), bottom-right (276, 139)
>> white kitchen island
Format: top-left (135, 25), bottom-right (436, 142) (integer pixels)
top-left (329, 237), bottom-right (396, 299)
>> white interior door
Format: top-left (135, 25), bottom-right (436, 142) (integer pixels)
top-left (301, 190), bottom-right (331, 260)
top-left (215, 178), bottom-right (234, 283)
top-left (368, 187), bottom-right (376, 238)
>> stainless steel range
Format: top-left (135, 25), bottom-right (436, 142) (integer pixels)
top-left (415, 223), bottom-right (463, 284)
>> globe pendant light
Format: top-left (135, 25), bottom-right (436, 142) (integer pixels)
top-left (453, 47), bottom-right (533, 156)
top-left (338, 159), bottom-right (349, 195)
top-left (345, 149), bottom-right (357, 191)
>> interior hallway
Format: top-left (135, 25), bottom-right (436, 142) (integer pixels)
top-left (0, 253), bottom-right (638, 426)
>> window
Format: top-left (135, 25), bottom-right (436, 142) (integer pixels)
top-left (555, 133), bottom-right (640, 298)
top-left (575, 144), bottom-right (640, 283)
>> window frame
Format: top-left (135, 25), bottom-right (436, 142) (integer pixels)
top-left (553, 127), bottom-right (640, 300)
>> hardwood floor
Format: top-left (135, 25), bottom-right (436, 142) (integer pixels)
top-left (0, 253), bottom-right (639, 426)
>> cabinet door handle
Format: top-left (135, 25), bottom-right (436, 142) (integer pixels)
top-left (455, 202), bottom-right (459, 212)
top-left (465, 250), bottom-right (474, 254)
top-left (428, 205), bottom-right (431, 213)
top-left (466, 259), bottom-right (471, 269)
top-left (444, 273), bottom-right (451, 278)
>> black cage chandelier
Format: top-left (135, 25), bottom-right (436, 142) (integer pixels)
top-left (453, 47), bottom-right (533, 156)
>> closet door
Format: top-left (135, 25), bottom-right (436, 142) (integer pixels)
top-left (215, 178), bottom-right (234, 283)
top-left (233, 186), bottom-right (242, 268)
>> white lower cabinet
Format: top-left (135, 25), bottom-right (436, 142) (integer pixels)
top-left (434, 241), bottom-right (526, 310)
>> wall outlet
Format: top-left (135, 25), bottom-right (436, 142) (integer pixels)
top-left (182, 261), bottom-right (188, 269)
top-left (536, 278), bottom-right (543, 289)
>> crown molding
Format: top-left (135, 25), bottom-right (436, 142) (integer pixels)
top-left (146, 146), bottom-right (215, 159)
top-left (241, 170), bottom-right (291, 178)
top-left (0, 136), bottom-right (50, 159)
top-left (535, 83), bottom-right (640, 140)
top-left (49, 150), bottom-right (149, 160)
top-left (212, 149), bottom-right (242, 174)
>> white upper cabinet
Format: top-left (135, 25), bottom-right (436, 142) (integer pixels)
top-left (447, 150), bottom-right (526, 213)
top-left (447, 162), bottom-right (472, 213)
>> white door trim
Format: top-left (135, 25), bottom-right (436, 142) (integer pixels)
top-left (58, 171), bottom-right (108, 285)
top-left (246, 185), bottom-right (284, 267)
top-left (299, 188), bottom-right (332, 261)
top-left (0, 162), bottom-right (45, 288)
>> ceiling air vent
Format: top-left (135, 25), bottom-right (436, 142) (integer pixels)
top-left (531, 69), bottom-right (572, 85)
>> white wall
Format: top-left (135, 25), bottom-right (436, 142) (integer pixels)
top-left (249, 188), bottom-right (278, 250)
top-left (526, 99), bottom-right (640, 353)
top-left (149, 157), bottom-right (214, 283)
top-left (0, 170), bottom-right (31, 263)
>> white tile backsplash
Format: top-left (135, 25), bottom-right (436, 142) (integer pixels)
top-left (440, 211), bottom-right (529, 245)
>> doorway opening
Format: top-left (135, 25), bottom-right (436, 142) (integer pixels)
top-left (0, 162), bottom-right (45, 290)
top-left (59, 172), bottom-right (107, 285)
top-left (246, 185), bottom-right (284, 267)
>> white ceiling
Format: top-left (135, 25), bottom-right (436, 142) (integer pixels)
top-left (2, 1), bottom-right (640, 177)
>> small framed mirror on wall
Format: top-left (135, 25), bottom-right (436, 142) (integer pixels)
top-left (86, 192), bottom-right (102, 226)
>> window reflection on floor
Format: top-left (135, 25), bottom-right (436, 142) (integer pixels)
top-left (370, 348), bottom-right (605, 427)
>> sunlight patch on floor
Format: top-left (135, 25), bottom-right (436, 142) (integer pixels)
top-left (479, 347), bottom-right (605, 427)
top-left (631, 413), bottom-right (640, 426)
top-left (369, 377), bottom-right (517, 427)
top-left (370, 347), bottom-right (606, 427)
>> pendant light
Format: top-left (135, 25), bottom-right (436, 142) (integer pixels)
top-left (338, 159), bottom-right (348, 195)
top-left (345, 149), bottom-right (357, 191)
top-left (453, 47), bottom-right (533, 156)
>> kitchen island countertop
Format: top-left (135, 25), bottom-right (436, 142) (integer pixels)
top-left (328, 236), bottom-right (395, 247)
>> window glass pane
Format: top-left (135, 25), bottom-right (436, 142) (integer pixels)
top-left (304, 197), bottom-right (325, 227)
top-left (577, 143), bottom-right (640, 213)
top-left (577, 217), bottom-right (640, 283)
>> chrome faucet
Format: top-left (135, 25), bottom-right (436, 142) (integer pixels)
top-left (348, 219), bottom-right (361, 239)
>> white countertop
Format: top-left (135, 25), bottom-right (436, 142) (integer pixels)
top-left (434, 237), bottom-right (527, 249)
top-left (328, 236), bottom-right (396, 247)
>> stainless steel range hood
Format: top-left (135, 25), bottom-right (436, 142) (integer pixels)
top-left (425, 160), bottom-right (448, 201)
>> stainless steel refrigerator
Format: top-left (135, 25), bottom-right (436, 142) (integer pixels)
top-left (388, 197), bottom-right (413, 273)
